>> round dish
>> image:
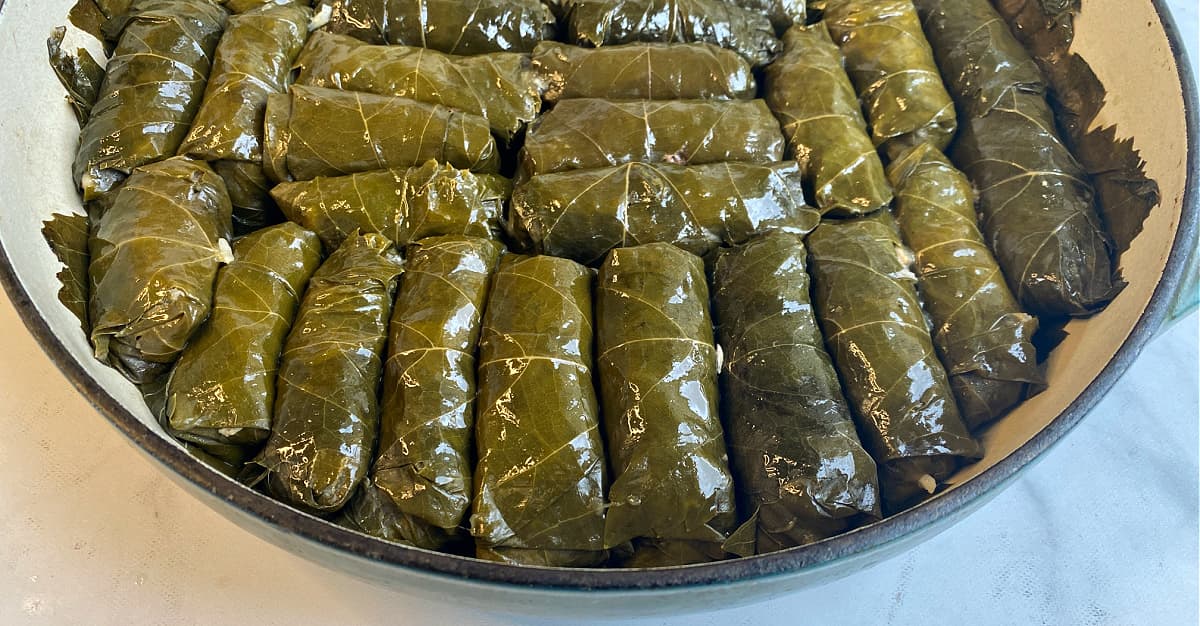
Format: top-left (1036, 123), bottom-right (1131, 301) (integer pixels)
top-left (0, 0), bottom-right (1195, 617)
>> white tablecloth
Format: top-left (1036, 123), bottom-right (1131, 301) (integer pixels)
top-left (2, 3), bottom-right (1197, 624)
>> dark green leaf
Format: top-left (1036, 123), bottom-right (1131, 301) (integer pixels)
top-left (255, 232), bottom-right (404, 513)
top-left (533, 41), bottom-right (755, 102)
top-left (596, 243), bottom-right (735, 557)
top-left (471, 255), bottom-right (608, 566)
top-left (67, 0), bottom-right (112, 45)
top-left (807, 213), bottom-right (982, 514)
top-left (364, 236), bottom-right (502, 550)
top-left (74, 0), bottom-right (227, 201)
top-left (520, 98), bottom-right (784, 178)
top-left (562, 0), bottom-right (780, 67)
top-left (712, 231), bottom-right (880, 555)
top-left (272, 161), bottom-right (507, 251)
top-left (47, 27), bottom-right (105, 126)
top-left (888, 143), bottom-right (1044, 430)
top-left (294, 31), bottom-right (543, 142)
top-left (165, 222), bottom-right (323, 464)
top-left (764, 24), bottom-right (892, 215)
top-left (511, 161), bottom-right (818, 265)
top-left (822, 0), bottom-right (957, 159)
top-left (316, 0), bottom-right (556, 53)
top-left (88, 157), bottom-right (233, 384)
top-left (262, 85), bottom-right (501, 183)
top-left (41, 212), bottom-right (91, 334)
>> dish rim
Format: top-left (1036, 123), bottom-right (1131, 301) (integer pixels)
top-left (0, 0), bottom-right (1196, 592)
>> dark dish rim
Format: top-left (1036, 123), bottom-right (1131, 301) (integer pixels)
top-left (1, 0), bottom-right (1196, 593)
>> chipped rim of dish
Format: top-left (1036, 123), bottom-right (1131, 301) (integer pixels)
top-left (0, 0), bottom-right (1196, 592)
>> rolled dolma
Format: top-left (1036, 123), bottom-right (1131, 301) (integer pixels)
top-left (563, 0), bottom-right (779, 67)
top-left (888, 144), bottom-right (1044, 431)
top-left (520, 98), bottom-right (784, 178)
top-left (271, 161), bottom-right (507, 251)
top-left (915, 0), bottom-right (1123, 318)
top-left (764, 24), bottom-right (891, 216)
top-left (262, 85), bottom-right (500, 183)
top-left (510, 161), bottom-right (819, 265)
top-left (989, 0), bottom-right (1160, 254)
top-left (712, 232), bottom-right (880, 555)
top-left (357, 236), bottom-right (502, 550)
top-left (597, 243), bottom-right (735, 563)
top-left (294, 31), bottom-right (543, 142)
top-left (255, 233), bottom-right (404, 513)
top-left (179, 2), bottom-right (311, 233)
top-left (821, 0), bottom-right (956, 160)
top-left (471, 255), bottom-right (608, 567)
top-left (532, 41), bottom-right (756, 102)
top-left (73, 0), bottom-right (227, 200)
top-left (951, 90), bottom-right (1122, 318)
top-left (808, 213), bottom-right (983, 514)
top-left (316, 0), bottom-right (555, 53)
top-left (89, 157), bottom-right (233, 384)
top-left (910, 0), bottom-right (1043, 118)
top-left (165, 222), bottom-right (323, 463)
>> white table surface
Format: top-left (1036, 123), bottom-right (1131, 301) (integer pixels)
top-left (3, 3), bottom-right (1199, 624)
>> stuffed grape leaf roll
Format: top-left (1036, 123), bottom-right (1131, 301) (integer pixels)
top-left (315, 0), bottom-right (555, 53)
top-left (808, 213), bottom-right (982, 514)
top-left (361, 236), bottom-right (501, 550)
top-left (510, 161), bottom-right (818, 265)
top-left (532, 42), bottom-right (756, 102)
top-left (254, 232), bottom-right (403, 513)
top-left (179, 2), bottom-right (311, 233)
top-left (262, 85), bottom-right (500, 183)
top-left (887, 144), bottom-right (1044, 431)
top-left (990, 0), bottom-right (1160, 254)
top-left (562, 0), bottom-right (779, 67)
top-left (597, 243), bottom-right (735, 563)
top-left (913, 0), bottom-right (1123, 318)
top-left (471, 255), bottom-right (608, 567)
top-left (821, 0), bottom-right (956, 160)
top-left (271, 161), bottom-right (507, 251)
top-left (165, 223), bottom-right (323, 464)
top-left (89, 157), bottom-right (233, 384)
top-left (764, 24), bottom-right (891, 216)
top-left (910, 0), bottom-right (1043, 118)
top-left (73, 0), bottom-right (227, 201)
top-left (520, 98), bottom-right (784, 178)
top-left (951, 90), bottom-right (1122, 318)
top-left (293, 31), bottom-right (543, 142)
top-left (712, 232), bottom-right (880, 555)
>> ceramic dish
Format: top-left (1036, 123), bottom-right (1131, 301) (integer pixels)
top-left (0, 0), bottom-right (1195, 617)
